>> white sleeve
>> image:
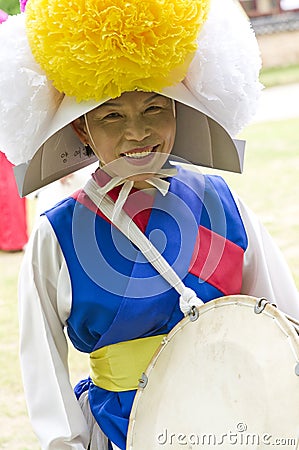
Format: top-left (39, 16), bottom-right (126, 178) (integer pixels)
top-left (235, 196), bottom-right (299, 319)
top-left (19, 216), bottom-right (90, 450)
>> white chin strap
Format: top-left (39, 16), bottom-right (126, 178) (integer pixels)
top-left (84, 111), bottom-right (178, 220)
top-left (84, 113), bottom-right (97, 150)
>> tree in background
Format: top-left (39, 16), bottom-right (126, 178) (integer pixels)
top-left (0, 0), bottom-right (20, 15)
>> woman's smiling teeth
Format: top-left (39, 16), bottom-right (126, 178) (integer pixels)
top-left (122, 146), bottom-right (156, 159)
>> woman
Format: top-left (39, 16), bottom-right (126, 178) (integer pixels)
top-left (0, 0), bottom-right (298, 449)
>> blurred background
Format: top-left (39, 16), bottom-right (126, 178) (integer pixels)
top-left (0, 0), bottom-right (299, 448)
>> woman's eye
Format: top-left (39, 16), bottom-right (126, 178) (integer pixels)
top-left (104, 112), bottom-right (122, 120)
top-left (145, 105), bottom-right (163, 113)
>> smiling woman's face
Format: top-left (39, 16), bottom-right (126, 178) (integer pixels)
top-left (73, 91), bottom-right (176, 186)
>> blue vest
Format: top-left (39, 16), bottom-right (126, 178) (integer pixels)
top-left (45, 167), bottom-right (247, 449)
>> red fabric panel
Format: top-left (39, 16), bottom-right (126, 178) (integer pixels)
top-left (189, 225), bottom-right (244, 295)
top-left (73, 187), bottom-right (154, 234)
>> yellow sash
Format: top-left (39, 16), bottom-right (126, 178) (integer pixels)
top-left (90, 334), bottom-right (166, 392)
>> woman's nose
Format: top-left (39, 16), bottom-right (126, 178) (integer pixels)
top-left (123, 115), bottom-right (151, 141)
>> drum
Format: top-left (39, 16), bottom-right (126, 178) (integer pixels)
top-left (127, 295), bottom-right (299, 449)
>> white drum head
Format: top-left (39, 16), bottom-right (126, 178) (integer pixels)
top-left (127, 295), bottom-right (299, 449)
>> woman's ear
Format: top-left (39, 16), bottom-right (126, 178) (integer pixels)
top-left (71, 117), bottom-right (88, 144)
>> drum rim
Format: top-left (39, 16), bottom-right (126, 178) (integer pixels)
top-left (127, 294), bottom-right (299, 448)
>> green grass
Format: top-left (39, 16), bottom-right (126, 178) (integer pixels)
top-left (0, 0), bottom-right (20, 15)
top-left (0, 251), bottom-right (40, 449)
top-left (260, 64), bottom-right (299, 88)
top-left (205, 117), bottom-right (299, 287)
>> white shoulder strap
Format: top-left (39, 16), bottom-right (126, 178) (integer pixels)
top-left (83, 178), bottom-right (203, 315)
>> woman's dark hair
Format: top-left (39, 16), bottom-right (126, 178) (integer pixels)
top-left (85, 144), bottom-right (94, 157)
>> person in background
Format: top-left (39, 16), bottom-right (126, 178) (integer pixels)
top-left (0, 1), bottom-right (298, 449)
top-left (0, 9), bottom-right (28, 252)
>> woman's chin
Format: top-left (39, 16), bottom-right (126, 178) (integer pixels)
top-left (127, 174), bottom-right (155, 189)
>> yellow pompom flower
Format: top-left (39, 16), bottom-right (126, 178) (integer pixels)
top-left (25, 0), bottom-right (210, 102)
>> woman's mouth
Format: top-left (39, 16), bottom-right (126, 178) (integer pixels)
top-left (123, 150), bottom-right (152, 159)
top-left (121, 146), bottom-right (159, 165)
top-left (122, 145), bottom-right (157, 159)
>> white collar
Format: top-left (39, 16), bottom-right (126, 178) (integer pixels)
top-left (94, 166), bottom-right (178, 221)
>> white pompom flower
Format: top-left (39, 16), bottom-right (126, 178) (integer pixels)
top-left (184, 0), bottom-right (263, 136)
top-left (0, 14), bottom-right (63, 165)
